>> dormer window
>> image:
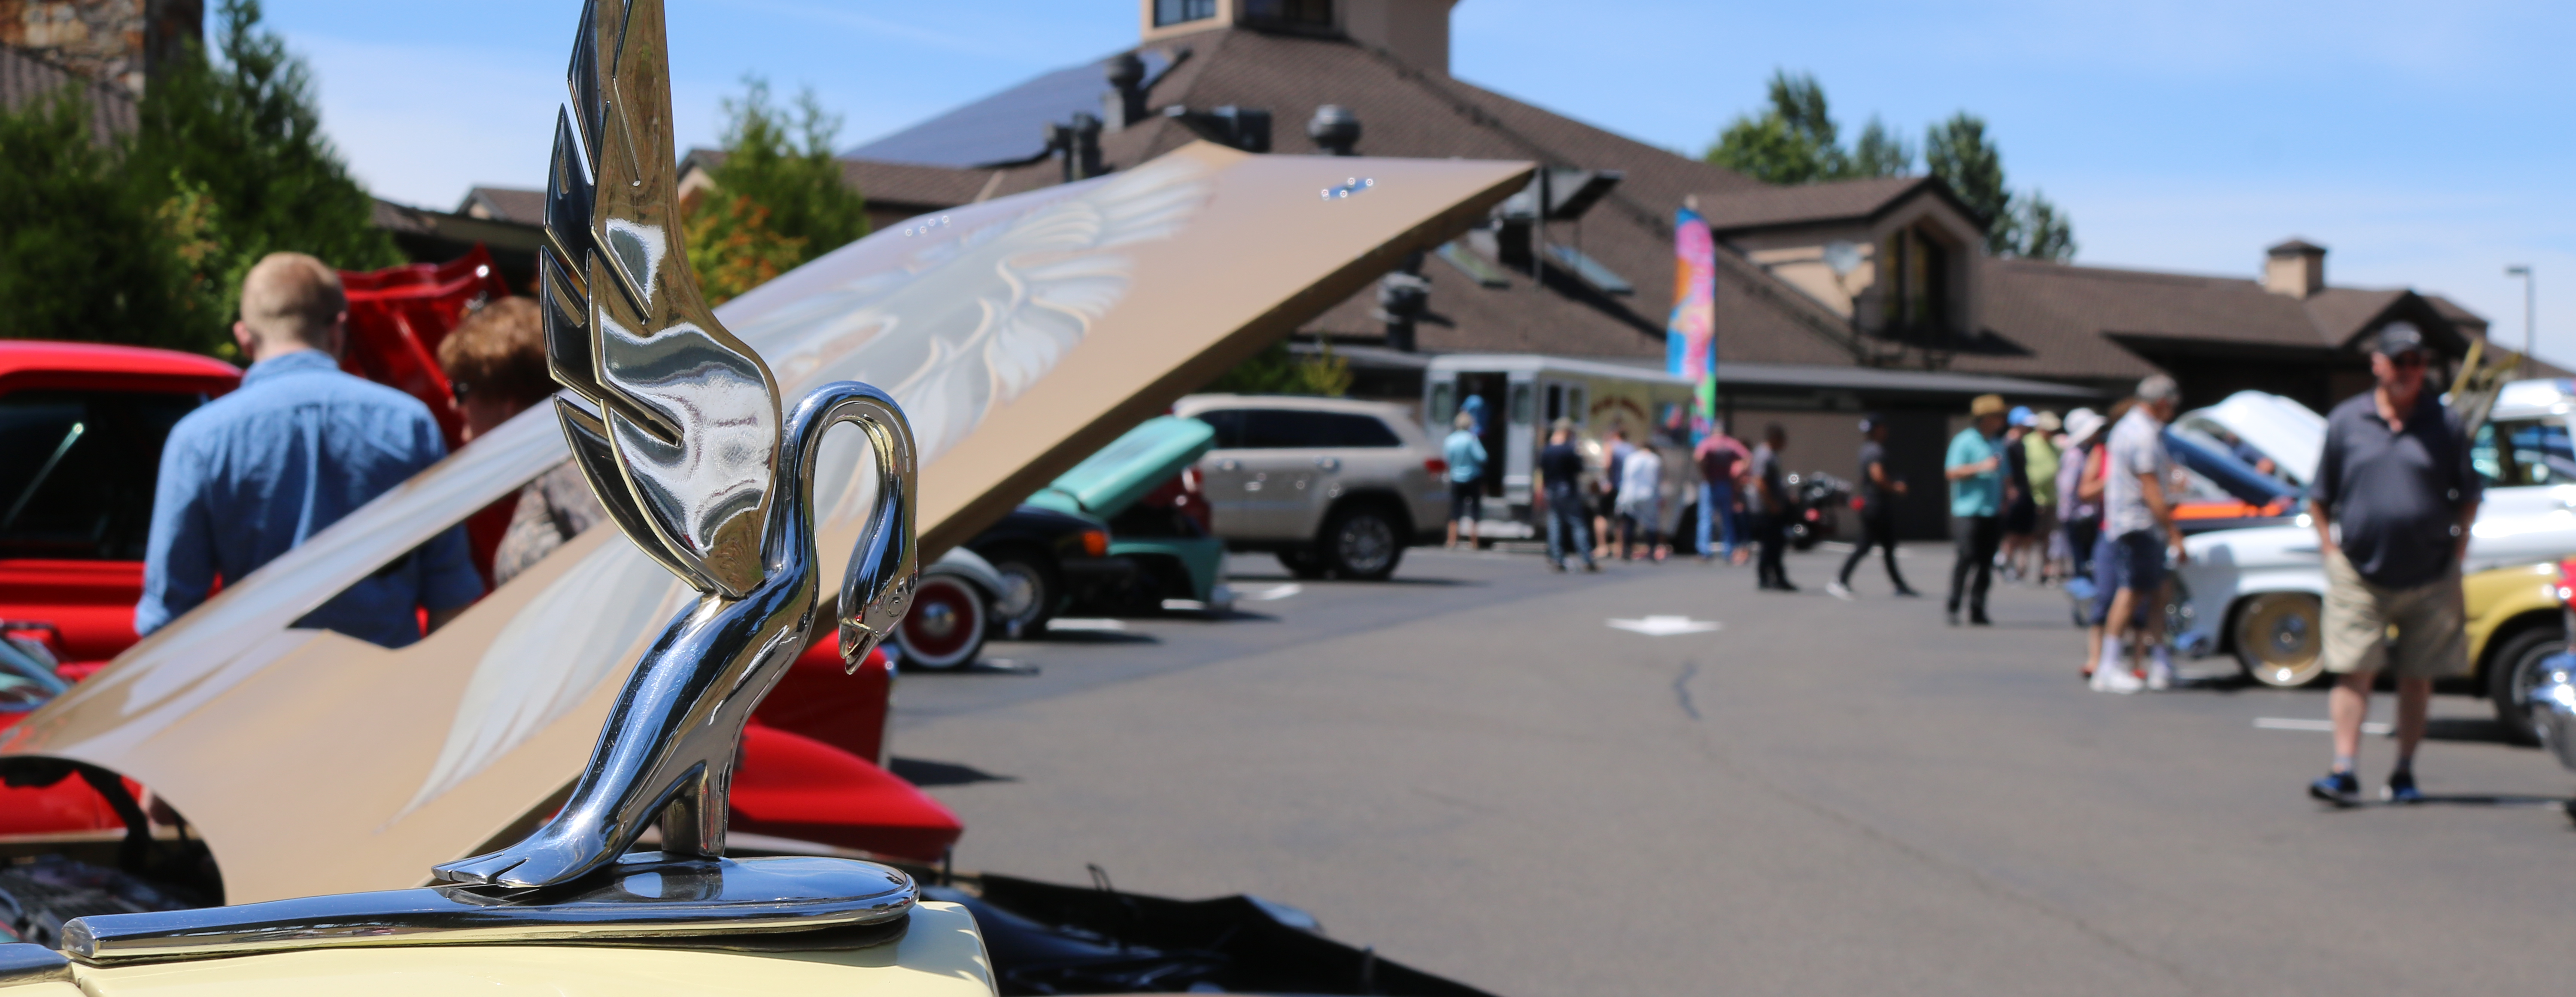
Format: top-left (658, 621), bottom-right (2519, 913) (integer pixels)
top-left (1881, 222), bottom-right (1951, 335)
top-left (1154, 0), bottom-right (1217, 26)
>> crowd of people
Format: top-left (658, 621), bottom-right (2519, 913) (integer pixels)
top-left (1478, 323), bottom-right (2478, 804)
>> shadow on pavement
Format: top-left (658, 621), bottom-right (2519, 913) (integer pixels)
top-left (2426, 717), bottom-right (2512, 744)
top-left (889, 757), bottom-right (1018, 787)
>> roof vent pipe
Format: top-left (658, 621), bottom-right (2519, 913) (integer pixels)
top-left (1307, 105), bottom-right (1360, 156)
top-left (1045, 112), bottom-right (1105, 182)
top-left (1102, 53), bottom-right (1148, 131)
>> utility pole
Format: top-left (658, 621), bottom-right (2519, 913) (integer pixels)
top-left (2507, 265), bottom-right (2534, 377)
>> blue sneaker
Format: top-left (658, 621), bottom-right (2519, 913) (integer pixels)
top-left (2383, 769), bottom-right (2422, 804)
top-left (2309, 770), bottom-right (2359, 806)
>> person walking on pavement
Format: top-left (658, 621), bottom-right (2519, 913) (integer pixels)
top-left (1593, 427), bottom-right (1632, 562)
top-left (1537, 419), bottom-right (1597, 573)
top-left (2025, 410), bottom-right (2063, 582)
top-left (1998, 408), bottom-right (2038, 583)
top-left (1830, 414), bottom-right (1916, 599)
top-left (2096, 376), bottom-right (2188, 692)
top-left (136, 253), bottom-right (482, 648)
top-left (2306, 324), bottom-right (2479, 805)
top-left (1443, 412), bottom-right (1488, 549)
top-left (1749, 423), bottom-right (1796, 591)
top-left (1944, 395), bottom-right (2009, 624)
top-left (1616, 438), bottom-right (1666, 561)
top-left (1695, 428), bottom-right (1747, 563)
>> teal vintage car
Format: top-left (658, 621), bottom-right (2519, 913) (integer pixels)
top-left (1024, 415), bottom-right (1234, 617)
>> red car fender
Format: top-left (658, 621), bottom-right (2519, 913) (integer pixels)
top-left (729, 723), bottom-right (961, 862)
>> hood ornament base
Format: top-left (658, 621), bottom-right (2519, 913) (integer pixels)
top-left (61, 854), bottom-right (915, 966)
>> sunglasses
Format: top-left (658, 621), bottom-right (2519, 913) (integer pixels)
top-left (2386, 352), bottom-right (2427, 368)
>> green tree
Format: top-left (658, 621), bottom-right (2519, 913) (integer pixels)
top-left (0, 86), bottom-right (182, 344)
top-left (127, 0), bottom-right (398, 353)
top-left (1924, 112), bottom-right (2075, 261)
top-left (1703, 71), bottom-right (1914, 185)
top-left (1848, 117), bottom-right (1913, 180)
top-left (1702, 70), bottom-right (1844, 185)
top-left (2009, 191), bottom-right (2077, 262)
top-left (1206, 338), bottom-right (1351, 397)
top-left (686, 77), bottom-right (869, 303)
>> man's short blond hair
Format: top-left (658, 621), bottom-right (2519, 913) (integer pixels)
top-left (239, 252), bottom-right (346, 346)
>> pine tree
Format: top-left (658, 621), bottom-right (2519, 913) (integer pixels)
top-left (685, 78), bottom-right (869, 303)
top-left (126, 0), bottom-right (398, 354)
top-left (0, 85), bottom-right (181, 344)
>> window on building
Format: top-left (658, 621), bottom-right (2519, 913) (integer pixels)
top-left (1879, 224), bottom-right (1950, 335)
top-left (1154, 0), bottom-right (1217, 27)
top-left (1240, 0), bottom-right (1334, 27)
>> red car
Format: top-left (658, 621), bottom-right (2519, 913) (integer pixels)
top-left (0, 257), bottom-right (952, 864)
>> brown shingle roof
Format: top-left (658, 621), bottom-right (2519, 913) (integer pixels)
top-left (459, 186), bottom-right (547, 224)
top-left (1690, 176), bottom-right (1937, 233)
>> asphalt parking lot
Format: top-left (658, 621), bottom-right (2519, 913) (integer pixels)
top-left (892, 542), bottom-right (2576, 997)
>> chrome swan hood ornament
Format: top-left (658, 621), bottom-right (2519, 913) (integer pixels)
top-left (433, 0), bottom-right (919, 890)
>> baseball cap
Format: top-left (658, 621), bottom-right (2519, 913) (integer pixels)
top-left (2009, 406), bottom-right (2035, 427)
top-left (2373, 322), bottom-right (2426, 357)
top-left (1859, 412), bottom-right (1889, 432)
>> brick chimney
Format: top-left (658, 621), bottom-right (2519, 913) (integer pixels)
top-left (0, 0), bottom-right (202, 96)
top-left (2263, 238), bottom-right (2326, 299)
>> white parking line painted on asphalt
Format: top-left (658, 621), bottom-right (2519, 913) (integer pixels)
top-left (1250, 584), bottom-right (1302, 601)
top-left (1048, 618), bottom-right (1128, 632)
top-left (1607, 616), bottom-right (1723, 636)
top-left (2256, 717), bottom-right (2394, 735)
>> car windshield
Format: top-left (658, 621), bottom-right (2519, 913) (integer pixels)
top-left (2471, 418), bottom-right (2576, 487)
top-left (0, 390), bottom-right (204, 561)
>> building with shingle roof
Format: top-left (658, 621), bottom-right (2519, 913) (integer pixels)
top-left (636, 0), bottom-right (2528, 533)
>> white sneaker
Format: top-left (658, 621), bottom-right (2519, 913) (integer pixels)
top-left (2090, 665), bottom-right (2143, 694)
top-left (1825, 580), bottom-right (1855, 601)
top-left (2147, 658), bottom-right (2176, 691)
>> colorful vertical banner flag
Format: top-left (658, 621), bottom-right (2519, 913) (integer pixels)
top-left (1667, 208), bottom-right (1718, 441)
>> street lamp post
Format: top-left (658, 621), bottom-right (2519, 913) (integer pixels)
top-left (2507, 265), bottom-right (2534, 377)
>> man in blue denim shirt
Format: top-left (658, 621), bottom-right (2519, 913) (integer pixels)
top-left (135, 253), bottom-right (482, 648)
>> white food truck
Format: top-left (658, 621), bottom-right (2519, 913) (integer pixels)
top-left (1422, 353), bottom-right (1701, 539)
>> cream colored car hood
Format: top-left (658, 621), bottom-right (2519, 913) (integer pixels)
top-left (0, 142), bottom-right (1528, 903)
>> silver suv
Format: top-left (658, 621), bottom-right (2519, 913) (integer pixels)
top-left (1173, 394), bottom-right (1449, 579)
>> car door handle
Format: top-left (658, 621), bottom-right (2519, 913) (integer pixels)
top-left (1313, 457), bottom-right (1340, 472)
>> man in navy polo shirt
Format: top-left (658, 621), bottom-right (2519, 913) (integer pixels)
top-left (136, 253), bottom-right (481, 648)
top-left (2306, 323), bottom-right (2479, 805)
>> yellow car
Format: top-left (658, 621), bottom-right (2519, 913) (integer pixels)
top-left (2463, 560), bottom-right (2571, 746)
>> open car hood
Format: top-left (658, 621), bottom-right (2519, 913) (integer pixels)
top-left (0, 142), bottom-right (1529, 903)
top-left (1023, 415), bottom-right (1216, 520)
top-left (2173, 391), bottom-right (2324, 486)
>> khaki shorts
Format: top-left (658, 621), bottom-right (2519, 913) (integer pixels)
top-left (2322, 549), bottom-right (2468, 679)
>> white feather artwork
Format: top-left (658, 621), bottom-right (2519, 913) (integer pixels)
top-left (386, 141), bottom-right (1208, 825)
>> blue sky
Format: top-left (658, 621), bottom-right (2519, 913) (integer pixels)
top-left (261, 0), bottom-right (2574, 363)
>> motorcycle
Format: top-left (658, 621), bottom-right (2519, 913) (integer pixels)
top-left (1783, 471), bottom-right (1852, 551)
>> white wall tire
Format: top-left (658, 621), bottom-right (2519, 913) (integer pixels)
top-left (896, 575), bottom-right (988, 670)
